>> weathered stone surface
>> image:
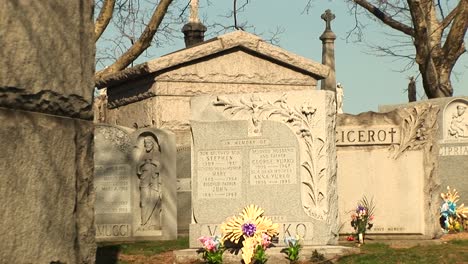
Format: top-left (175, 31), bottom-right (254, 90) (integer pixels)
top-left (156, 50), bottom-right (317, 85)
top-left (190, 90), bottom-right (338, 247)
top-left (94, 124), bottom-right (177, 241)
top-left (0, 0), bottom-right (94, 119)
top-left (0, 1), bottom-right (95, 262)
top-left (0, 107), bottom-right (96, 264)
top-left (176, 145), bottom-right (192, 235)
top-left (0, 87), bottom-right (93, 120)
top-left (379, 97), bottom-right (468, 207)
top-left (337, 105), bottom-right (441, 238)
top-left (96, 31), bottom-right (329, 88)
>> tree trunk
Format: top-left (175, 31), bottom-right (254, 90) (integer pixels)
top-left (419, 60), bottom-right (453, 98)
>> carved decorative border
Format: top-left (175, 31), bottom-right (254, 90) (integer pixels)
top-left (391, 103), bottom-right (439, 159)
top-left (212, 93), bottom-right (328, 219)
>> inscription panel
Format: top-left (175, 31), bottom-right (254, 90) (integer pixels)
top-left (336, 126), bottom-right (399, 146)
top-left (222, 138), bottom-right (271, 147)
top-left (439, 145), bottom-right (468, 156)
top-left (197, 150), bottom-right (242, 199)
top-left (199, 222), bottom-right (313, 246)
top-left (96, 224), bottom-right (130, 238)
top-left (250, 147), bottom-right (297, 185)
top-left (95, 164), bottom-right (131, 214)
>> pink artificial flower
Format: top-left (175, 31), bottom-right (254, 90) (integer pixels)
top-left (261, 233), bottom-right (271, 249)
top-left (346, 235), bottom-right (355, 241)
top-left (205, 240), bottom-right (216, 252)
top-left (369, 215), bottom-right (374, 221)
top-left (198, 236), bottom-right (209, 244)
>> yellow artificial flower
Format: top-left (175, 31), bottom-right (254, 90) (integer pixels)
top-left (221, 204), bottom-right (279, 264)
top-left (241, 236), bottom-right (256, 264)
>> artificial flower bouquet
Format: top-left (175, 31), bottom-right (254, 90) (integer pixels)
top-left (281, 235), bottom-right (301, 263)
top-left (350, 196), bottom-right (375, 243)
top-left (440, 186), bottom-right (468, 233)
top-left (221, 204), bottom-right (279, 264)
top-left (198, 235), bottom-right (224, 264)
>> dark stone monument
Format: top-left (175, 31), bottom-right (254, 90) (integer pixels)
top-left (0, 1), bottom-right (95, 263)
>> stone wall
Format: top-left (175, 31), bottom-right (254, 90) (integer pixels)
top-left (337, 105), bottom-right (441, 239)
top-left (0, 1), bottom-right (95, 263)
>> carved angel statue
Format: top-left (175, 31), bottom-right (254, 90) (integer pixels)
top-left (336, 83), bottom-right (344, 114)
top-left (137, 136), bottom-right (162, 228)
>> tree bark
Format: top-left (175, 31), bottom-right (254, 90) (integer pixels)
top-left (95, 0), bottom-right (174, 83)
top-left (94, 0), bottom-right (116, 42)
top-left (353, 0), bottom-right (467, 98)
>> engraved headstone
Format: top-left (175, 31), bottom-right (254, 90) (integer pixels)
top-left (189, 90), bottom-right (338, 247)
top-left (94, 124), bottom-right (177, 241)
top-left (337, 104), bottom-right (441, 238)
top-left (379, 96), bottom-right (468, 207)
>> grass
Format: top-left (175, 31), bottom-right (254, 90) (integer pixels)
top-left (95, 237), bottom-right (468, 264)
top-left (96, 236), bottom-right (189, 264)
top-left (336, 240), bottom-right (468, 264)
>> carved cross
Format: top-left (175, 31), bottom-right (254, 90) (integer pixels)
top-left (189, 0), bottom-right (200, 23)
top-left (321, 9), bottom-right (335, 31)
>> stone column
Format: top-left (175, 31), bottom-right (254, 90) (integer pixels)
top-left (0, 1), bottom-right (96, 263)
top-left (182, 0), bottom-right (207, 47)
top-left (319, 9), bottom-right (337, 92)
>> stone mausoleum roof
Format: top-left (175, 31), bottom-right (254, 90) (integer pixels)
top-left (96, 30), bottom-right (330, 88)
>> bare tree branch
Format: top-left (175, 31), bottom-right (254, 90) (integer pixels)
top-left (95, 0), bottom-right (116, 42)
top-left (442, 0), bottom-right (468, 65)
top-left (353, 0), bottom-right (414, 36)
top-left (440, 5), bottom-right (459, 30)
top-left (96, 0), bottom-right (174, 81)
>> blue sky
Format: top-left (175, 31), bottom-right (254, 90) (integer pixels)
top-left (98, 0), bottom-right (467, 114)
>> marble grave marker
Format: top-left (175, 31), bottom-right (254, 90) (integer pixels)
top-left (189, 90), bottom-right (338, 247)
top-left (94, 124), bottom-right (177, 241)
top-left (337, 104), bottom-right (441, 238)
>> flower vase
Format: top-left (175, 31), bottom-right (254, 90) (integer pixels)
top-left (358, 233), bottom-right (364, 244)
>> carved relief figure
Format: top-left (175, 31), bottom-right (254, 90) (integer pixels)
top-left (448, 104), bottom-right (468, 138)
top-left (137, 136), bottom-right (162, 228)
top-left (336, 83), bottom-right (344, 114)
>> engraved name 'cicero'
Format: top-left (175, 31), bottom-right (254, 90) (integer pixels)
top-left (94, 164), bottom-right (131, 214)
top-left (250, 147), bottom-right (297, 185)
top-left (197, 150), bottom-right (242, 199)
top-left (336, 126), bottom-right (399, 146)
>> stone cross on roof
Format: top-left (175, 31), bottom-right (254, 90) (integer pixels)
top-left (190, 0), bottom-right (200, 23)
top-left (321, 9), bottom-right (335, 31)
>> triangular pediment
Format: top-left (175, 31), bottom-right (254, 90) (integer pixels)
top-left (97, 31), bottom-right (329, 88)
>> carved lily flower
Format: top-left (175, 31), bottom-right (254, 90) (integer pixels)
top-left (301, 102), bottom-right (316, 117)
top-left (284, 110), bottom-right (297, 123)
top-left (297, 127), bottom-right (311, 138)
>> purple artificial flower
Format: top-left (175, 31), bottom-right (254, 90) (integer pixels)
top-left (241, 222), bottom-right (257, 237)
